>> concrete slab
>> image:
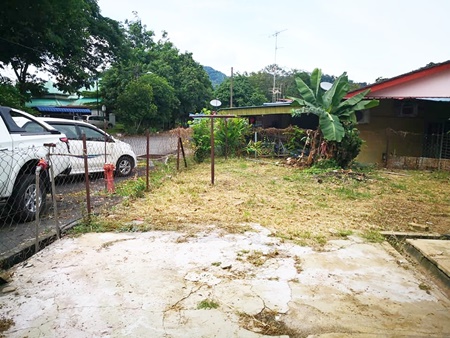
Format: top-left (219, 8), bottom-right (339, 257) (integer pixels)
top-left (405, 239), bottom-right (450, 277)
top-left (1, 225), bottom-right (450, 337)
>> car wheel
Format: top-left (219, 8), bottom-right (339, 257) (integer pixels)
top-left (9, 174), bottom-right (47, 222)
top-left (116, 156), bottom-right (134, 177)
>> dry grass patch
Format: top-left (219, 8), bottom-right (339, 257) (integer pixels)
top-left (86, 158), bottom-right (449, 245)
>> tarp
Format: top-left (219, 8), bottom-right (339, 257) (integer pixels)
top-left (35, 106), bottom-right (91, 114)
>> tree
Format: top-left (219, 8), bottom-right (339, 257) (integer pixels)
top-left (100, 16), bottom-right (212, 129)
top-left (0, 0), bottom-right (124, 97)
top-left (139, 73), bottom-right (179, 130)
top-left (116, 79), bottom-right (157, 133)
top-left (289, 68), bottom-right (379, 167)
top-left (215, 74), bottom-right (266, 108)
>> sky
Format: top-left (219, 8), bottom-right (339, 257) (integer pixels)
top-left (93, 1), bottom-right (449, 84)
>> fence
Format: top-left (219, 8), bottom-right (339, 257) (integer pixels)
top-left (0, 133), bottom-right (178, 269)
top-left (386, 127), bottom-right (450, 170)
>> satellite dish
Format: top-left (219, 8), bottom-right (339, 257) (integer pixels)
top-left (320, 82), bottom-right (332, 90)
top-left (210, 99), bottom-right (222, 108)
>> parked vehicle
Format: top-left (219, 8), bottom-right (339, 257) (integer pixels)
top-left (80, 115), bottom-right (114, 129)
top-left (0, 106), bottom-right (71, 221)
top-left (37, 117), bottom-right (136, 177)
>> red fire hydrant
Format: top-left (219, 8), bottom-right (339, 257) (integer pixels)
top-left (103, 163), bottom-right (115, 193)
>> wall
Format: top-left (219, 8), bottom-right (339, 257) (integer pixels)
top-left (356, 99), bottom-right (448, 166)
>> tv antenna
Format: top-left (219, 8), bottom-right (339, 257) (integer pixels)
top-left (269, 29), bottom-right (287, 102)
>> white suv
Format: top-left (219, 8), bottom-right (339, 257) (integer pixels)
top-left (81, 115), bottom-right (114, 129)
top-left (0, 107), bottom-right (71, 221)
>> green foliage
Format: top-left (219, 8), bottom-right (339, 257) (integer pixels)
top-left (0, 0), bottom-right (124, 96)
top-left (197, 299), bottom-right (219, 310)
top-left (362, 230), bottom-right (385, 243)
top-left (284, 126), bottom-right (307, 153)
top-left (290, 68), bottom-right (379, 142)
top-left (189, 109), bottom-right (250, 161)
top-left (100, 17), bottom-right (212, 130)
top-left (0, 81), bottom-right (26, 108)
top-left (288, 68), bottom-right (379, 168)
top-left (116, 79), bottom-right (157, 133)
top-left (215, 118), bottom-right (250, 157)
top-left (189, 109), bottom-right (213, 162)
top-left (330, 124), bottom-right (364, 168)
top-left (116, 178), bottom-right (146, 199)
top-left (214, 74), bottom-right (266, 108)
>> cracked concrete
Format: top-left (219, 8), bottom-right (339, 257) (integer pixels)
top-left (1, 224), bottom-right (450, 337)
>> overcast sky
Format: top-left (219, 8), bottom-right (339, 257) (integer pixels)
top-left (99, 0), bottom-right (449, 84)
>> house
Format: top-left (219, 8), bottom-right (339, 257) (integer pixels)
top-left (25, 81), bottom-right (104, 120)
top-left (220, 61), bottom-right (450, 170)
top-left (346, 61), bottom-right (450, 170)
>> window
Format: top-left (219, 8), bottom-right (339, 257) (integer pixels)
top-left (398, 101), bottom-right (418, 117)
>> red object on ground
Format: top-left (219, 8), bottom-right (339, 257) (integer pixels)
top-left (104, 163), bottom-right (115, 193)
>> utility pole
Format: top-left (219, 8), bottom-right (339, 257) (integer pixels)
top-left (230, 67), bottom-right (233, 108)
top-left (270, 29), bottom-right (287, 102)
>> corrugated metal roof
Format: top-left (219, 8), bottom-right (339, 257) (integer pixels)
top-left (35, 106), bottom-right (91, 114)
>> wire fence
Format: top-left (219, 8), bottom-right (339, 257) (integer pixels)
top-left (386, 126), bottom-right (450, 170)
top-left (0, 132), bottom-right (178, 269)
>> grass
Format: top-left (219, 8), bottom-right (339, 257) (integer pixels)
top-left (197, 299), bottom-right (219, 310)
top-left (69, 156), bottom-right (450, 246)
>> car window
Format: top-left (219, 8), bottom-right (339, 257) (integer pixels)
top-left (21, 121), bottom-right (47, 133)
top-left (79, 125), bottom-right (105, 141)
top-left (50, 123), bottom-right (79, 139)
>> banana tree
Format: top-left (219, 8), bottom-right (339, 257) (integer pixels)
top-left (289, 68), bottom-right (379, 167)
top-left (289, 68), bottom-right (378, 142)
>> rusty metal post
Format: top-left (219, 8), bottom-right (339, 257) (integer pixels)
top-left (146, 130), bottom-right (150, 191)
top-left (82, 132), bottom-right (91, 216)
top-left (34, 166), bottom-right (41, 253)
top-left (177, 129), bottom-right (180, 171)
top-left (45, 143), bottom-right (60, 239)
top-left (225, 119), bottom-right (228, 159)
top-left (211, 114), bottom-right (215, 185)
top-left (179, 137), bottom-right (187, 168)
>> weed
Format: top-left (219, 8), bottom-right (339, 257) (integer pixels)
top-left (116, 177), bottom-right (146, 199)
top-left (197, 299), bottom-right (219, 310)
top-left (419, 282), bottom-right (431, 292)
top-left (361, 230), bottom-right (384, 243)
top-left (211, 262), bottom-right (221, 267)
top-left (337, 229), bottom-right (354, 238)
top-left (0, 317), bottom-right (14, 336)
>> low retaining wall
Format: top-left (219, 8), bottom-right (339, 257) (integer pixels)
top-left (387, 156), bottom-right (450, 171)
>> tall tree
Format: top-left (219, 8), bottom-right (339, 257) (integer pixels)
top-left (101, 17), bottom-right (212, 129)
top-left (215, 74), bottom-right (266, 108)
top-left (0, 0), bottom-right (124, 97)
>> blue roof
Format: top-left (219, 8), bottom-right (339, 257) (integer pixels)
top-left (36, 106), bottom-right (91, 114)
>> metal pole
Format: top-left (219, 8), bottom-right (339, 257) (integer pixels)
top-left (438, 122), bottom-right (445, 170)
top-left (146, 130), bottom-right (150, 191)
top-left (230, 67), bottom-right (233, 108)
top-left (45, 143), bottom-right (60, 239)
top-left (35, 166), bottom-right (41, 253)
top-left (211, 115), bottom-right (215, 185)
top-left (177, 129), bottom-right (180, 171)
top-left (82, 132), bottom-right (91, 216)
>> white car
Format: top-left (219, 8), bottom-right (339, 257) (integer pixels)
top-left (37, 117), bottom-right (136, 177)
